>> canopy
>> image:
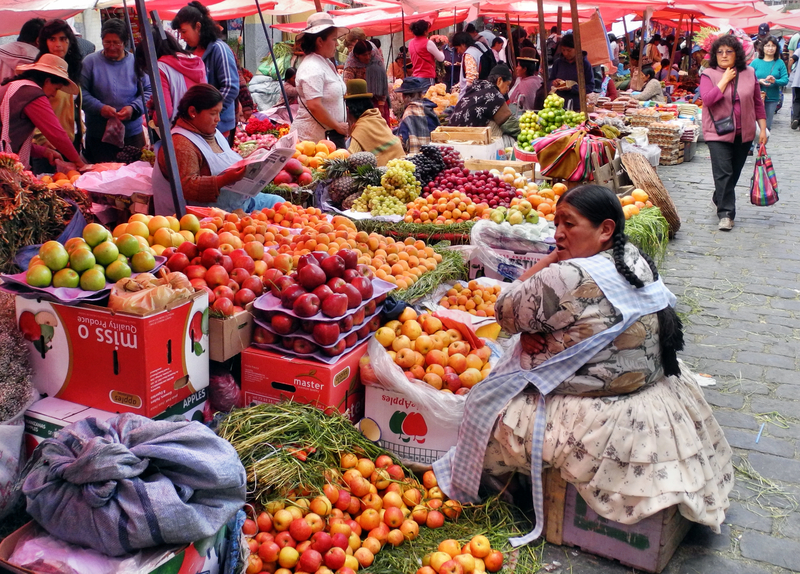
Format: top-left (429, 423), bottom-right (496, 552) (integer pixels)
top-left (0, 0), bottom-right (93, 37)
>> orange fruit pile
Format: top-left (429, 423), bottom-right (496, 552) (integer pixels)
top-left (438, 281), bottom-right (498, 317)
top-left (404, 191), bottom-right (492, 225)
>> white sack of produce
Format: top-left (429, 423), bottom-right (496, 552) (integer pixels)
top-left (108, 271), bottom-right (194, 316)
top-left (74, 161), bottom-right (154, 197)
top-left (22, 413), bottom-right (246, 556)
top-left (469, 219), bottom-right (555, 280)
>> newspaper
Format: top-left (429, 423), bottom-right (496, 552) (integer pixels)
top-left (221, 132), bottom-right (298, 197)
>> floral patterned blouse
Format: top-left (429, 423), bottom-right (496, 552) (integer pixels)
top-left (495, 243), bottom-right (663, 396)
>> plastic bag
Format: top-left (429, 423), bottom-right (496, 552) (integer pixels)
top-left (366, 335), bottom-right (501, 431)
top-left (108, 271), bottom-right (194, 315)
top-left (468, 219), bottom-right (555, 281)
top-left (102, 116), bottom-right (125, 149)
top-left (619, 140), bottom-right (662, 168)
top-left (0, 390), bottom-right (37, 520)
top-left (208, 368), bottom-right (241, 414)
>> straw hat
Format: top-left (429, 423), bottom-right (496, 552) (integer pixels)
top-left (16, 54), bottom-right (78, 95)
top-left (516, 47), bottom-right (539, 62)
top-left (297, 12), bottom-right (349, 40)
top-left (344, 79), bottom-right (372, 100)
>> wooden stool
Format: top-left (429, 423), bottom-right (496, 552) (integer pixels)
top-left (543, 468), bottom-right (691, 573)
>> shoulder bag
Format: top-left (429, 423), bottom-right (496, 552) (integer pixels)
top-left (706, 73), bottom-right (738, 135)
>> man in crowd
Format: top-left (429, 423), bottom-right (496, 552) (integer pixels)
top-left (0, 18), bottom-right (45, 82)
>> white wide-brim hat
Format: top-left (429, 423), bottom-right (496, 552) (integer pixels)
top-left (297, 12), bottom-right (349, 40)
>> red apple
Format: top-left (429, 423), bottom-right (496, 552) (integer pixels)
top-left (336, 249), bottom-right (358, 270)
top-left (321, 292), bottom-right (348, 318)
top-left (367, 314), bottom-right (381, 331)
top-left (339, 314), bottom-right (354, 332)
top-left (310, 531), bottom-right (332, 554)
top-left (352, 307), bottom-right (366, 326)
top-left (344, 332), bottom-right (358, 348)
top-left (293, 293), bottom-right (321, 317)
top-left (166, 252), bottom-right (189, 272)
top-left (184, 264), bottom-right (206, 280)
top-left (213, 285), bottom-right (235, 301)
top-left (343, 268), bottom-right (360, 282)
top-left (330, 534), bottom-right (349, 551)
top-left (227, 279), bottom-right (239, 293)
top-left (321, 340), bottom-right (346, 356)
top-left (274, 530), bottom-right (296, 548)
top-left (212, 297), bottom-right (234, 316)
top-left (301, 319), bottom-right (316, 333)
top-left (161, 246), bottom-right (176, 258)
top-left (298, 264), bottom-right (327, 291)
top-left (190, 278), bottom-right (207, 290)
top-left (271, 313), bottom-right (298, 335)
top-left (253, 326), bottom-right (278, 345)
top-left (350, 276), bottom-right (373, 300)
top-left (312, 284), bottom-right (333, 302)
top-left (289, 518), bottom-right (312, 542)
top-left (311, 251), bottom-right (329, 264)
top-left (200, 248), bottom-right (223, 269)
top-left (320, 255), bottom-right (345, 279)
top-left (357, 264), bottom-right (375, 280)
top-left (242, 275), bottom-right (263, 296)
top-left (280, 284), bottom-right (306, 309)
top-left (282, 336), bottom-right (295, 349)
top-left (357, 324), bottom-right (370, 339)
top-left (364, 300), bottom-right (377, 315)
top-left (342, 284), bottom-right (363, 309)
top-left (230, 267), bottom-right (251, 285)
top-left (312, 322), bottom-right (340, 346)
top-left (324, 547), bottom-right (347, 570)
top-left (232, 254), bottom-right (255, 274)
top-left (297, 253), bottom-right (319, 270)
top-left (293, 338), bottom-right (317, 354)
top-left (202, 286), bottom-right (215, 304)
top-left (298, 549), bottom-right (323, 573)
top-left (234, 288), bottom-right (256, 307)
top-left (221, 255), bottom-right (234, 273)
top-left (272, 275), bottom-right (295, 297)
top-left (196, 232), bottom-right (219, 251)
top-left (205, 265), bottom-right (229, 289)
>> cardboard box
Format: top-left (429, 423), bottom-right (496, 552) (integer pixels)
top-left (23, 391), bottom-right (208, 456)
top-left (208, 304), bottom-right (254, 362)
top-left (0, 521), bottom-right (226, 574)
top-left (432, 139), bottom-right (505, 161)
top-left (362, 384), bottom-right (458, 465)
top-left (15, 292), bottom-right (209, 417)
top-left (431, 126), bottom-right (491, 144)
top-left (240, 343), bottom-right (367, 423)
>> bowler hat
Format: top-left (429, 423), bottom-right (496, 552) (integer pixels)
top-left (344, 79), bottom-right (372, 99)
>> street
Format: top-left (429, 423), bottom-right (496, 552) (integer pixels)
top-left (538, 105), bottom-right (800, 573)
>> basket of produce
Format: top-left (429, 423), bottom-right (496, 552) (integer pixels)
top-left (621, 152), bottom-right (681, 238)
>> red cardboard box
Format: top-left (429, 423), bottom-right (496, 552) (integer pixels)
top-left (240, 343), bottom-right (367, 423)
top-left (15, 292), bottom-right (209, 417)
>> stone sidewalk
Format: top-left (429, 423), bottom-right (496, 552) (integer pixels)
top-left (538, 108), bottom-right (800, 573)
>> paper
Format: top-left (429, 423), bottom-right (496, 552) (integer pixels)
top-left (221, 146), bottom-right (296, 197)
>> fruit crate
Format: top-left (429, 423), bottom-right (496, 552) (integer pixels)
top-left (430, 126), bottom-right (492, 145)
top-left (543, 468), bottom-right (691, 573)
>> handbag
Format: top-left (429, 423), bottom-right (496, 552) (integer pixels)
top-left (706, 74), bottom-right (738, 136)
top-left (750, 144), bottom-right (779, 206)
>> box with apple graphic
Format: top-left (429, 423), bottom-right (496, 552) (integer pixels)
top-left (14, 291), bottom-right (209, 417)
top-left (361, 384), bottom-right (457, 465)
top-left (240, 342), bottom-right (367, 423)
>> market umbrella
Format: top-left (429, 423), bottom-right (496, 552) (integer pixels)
top-left (0, 0), bottom-right (94, 37)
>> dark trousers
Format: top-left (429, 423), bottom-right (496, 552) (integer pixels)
top-left (793, 87), bottom-right (800, 122)
top-left (85, 132), bottom-right (146, 164)
top-left (707, 134), bottom-right (752, 221)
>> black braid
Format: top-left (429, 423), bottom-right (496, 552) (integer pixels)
top-left (612, 227), bottom-right (684, 377)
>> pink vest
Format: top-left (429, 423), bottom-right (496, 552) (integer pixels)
top-left (409, 36), bottom-right (436, 79)
top-left (701, 66), bottom-right (758, 143)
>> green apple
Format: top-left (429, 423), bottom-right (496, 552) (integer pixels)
top-left (39, 241), bottom-right (69, 271)
top-left (80, 268), bottom-right (107, 291)
top-left (64, 236), bottom-right (88, 253)
top-left (115, 233), bottom-right (140, 257)
top-left (26, 265), bottom-right (52, 287)
top-left (131, 251), bottom-right (156, 273)
top-left (82, 223), bottom-right (110, 247)
top-left (52, 268), bottom-right (80, 288)
top-left (69, 248), bottom-right (96, 273)
top-left (489, 210), bottom-right (505, 224)
top-left (93, 241), bottom-right (119, 266)
top-left (105, 260), bottom-right (132, 282)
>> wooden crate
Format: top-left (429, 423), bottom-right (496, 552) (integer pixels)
top-left (543, 468), bottom-right (691, 573)
top-left (431, 126), bottom-right (492, 145)
top-left (464, 159), bottom-right (535, 177)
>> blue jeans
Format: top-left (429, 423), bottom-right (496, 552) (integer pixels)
top-left (764, 100), bottom-right (778, 130)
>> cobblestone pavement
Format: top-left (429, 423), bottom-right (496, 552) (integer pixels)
top-left (537, 108), bottom-right (800, 573)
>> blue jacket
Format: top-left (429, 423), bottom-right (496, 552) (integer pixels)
top-left (81, 51), bottom-right (152, 139)
top-left (202, 40), bottom-right (239, 133)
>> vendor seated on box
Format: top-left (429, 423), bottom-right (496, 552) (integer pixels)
top-left (344, 79), bottom-right (405, 166)
top-left (447, 63), bottom-right (520, 146)
top-left (153, 84), bottom-right (283, 215)
top-left (433, 184), bottom-right (733, 542)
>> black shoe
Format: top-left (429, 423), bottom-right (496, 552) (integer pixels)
top-left (747, 149), bottom-right (754, 156)
top-left (792, 119), bottom-right (799, 130)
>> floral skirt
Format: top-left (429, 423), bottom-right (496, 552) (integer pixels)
top-left (483, 364), bottom-right (733, 532)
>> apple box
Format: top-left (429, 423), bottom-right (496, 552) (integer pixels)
top-left (240, 342), bottom-right (367, 423)
top-left (208, 303), bottom-right (254, 362)
top-left (15, 292), bottom-right (209, 417)
top-left (0, 521), bottom-right (228, 574)
top-left (23, 391), bottom-right (208, 457)
top-left (361, 384), bottom-right (458, 465)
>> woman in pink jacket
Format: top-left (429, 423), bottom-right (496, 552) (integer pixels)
top-left (699, 34), bottom-right (767, 232)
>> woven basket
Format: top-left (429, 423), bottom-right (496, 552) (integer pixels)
top-left (621, 153), bottom-right (681, 238)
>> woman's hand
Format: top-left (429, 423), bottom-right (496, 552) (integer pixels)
top-left (766, 75), bottom-right (775, 84)
top-left (759, 125), bottom-right (769, 146)
top-left (100, 105), bottom-right (118, 119)
top-left (41, 148), bottom-right (64, 166)
top-left (718, 67), bottom-right (737, 91)
top-left (218, 165), bottom-right (247, 187)
top-left (116, 106), bottom-right (134, 121)
top-left (335, 121), bottom-right (349, 135)
top-left (521, 332), bottom-right (546, 355)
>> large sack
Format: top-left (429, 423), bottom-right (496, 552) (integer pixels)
top-left (23, 413), bottom-right (246, 556)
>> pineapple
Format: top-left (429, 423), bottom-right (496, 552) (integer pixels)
top-left (341, 192), bottom-right (362, 211)
top-left (328, 175), bottom-right (360, 206)
top-left (348, 152), bottom-right (377, 171)
top-left (322, 157), bottom-right (352, 180)
top-left (352, 165), bottom-right (382, 189)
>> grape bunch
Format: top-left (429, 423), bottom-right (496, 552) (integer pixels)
top-left (140, 148), bottom-right (155, 166)
top-left (351, 186), bottom-right (407, 216)
top-left (437, 146), bottom-right (465, 169)
top-left (116, 146), bottom-right (144, 164)
top-left (408, 145), bottom-right (446, 187)
top-left (351, 159), bottom-right (421, 216)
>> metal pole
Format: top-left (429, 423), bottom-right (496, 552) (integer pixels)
top-left (255, 0), bottom-right (293, 122)
top-left (536, 0), bottom-right (549, 93)
top-left (668, 14), bottom-right (683, 82)
top-left (505, 13), bottom-right (515, 70)
top-left (451, 10), bottom-right (456, 89)
top-left (569, 0), bottom-right (587, 115)
top-left (133, 3), bottom-right (186, 216)
top-left (120, 0), bottom-right (155, 144)
top-left (401, 7), bottom-right (407, 73)
top-left (557, 7), bottom-right (562, 34)
top-left (622, 15), bottom-right (630, 54)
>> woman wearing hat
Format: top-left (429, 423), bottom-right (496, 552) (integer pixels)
top-left (343, 40), bottom-right (390, 124)
top-left (395, 76), bottom-right (439, 153)
top-left (448, 64), bottom-right (520, 144)
top-left (549, 33), bottom-right (594, 111)
top-left (0, 54), bottom-right (85, 169)
top-left (344, 79), bottom-right (404, 166)
top-left (509, 48), bottom-right (541, 111)
top-left (291, 13), bottom-right (349, 145)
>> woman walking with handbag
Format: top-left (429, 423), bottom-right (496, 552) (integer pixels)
top-left (699, 34), bottom-right (767, 231)
top-left (749, 36), bottom-right (788, 132)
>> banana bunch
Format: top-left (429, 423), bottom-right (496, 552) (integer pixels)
top-left (600, 124), bottom-right (621, 139)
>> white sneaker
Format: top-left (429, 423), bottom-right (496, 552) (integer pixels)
top-left (718, 218), bottom-right (734, 231)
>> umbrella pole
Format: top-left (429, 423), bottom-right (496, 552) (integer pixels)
top-left (401, 7), bottom-right (407, 74)
top-left (133, 4), bottom-right (186, 216)
top-left (537, 0), bottom-right (549, 93)
top-left (121, 0), bottom-right (156, 145)
top-left (668, 14), bottom-right (683, 81)
top-left (452, 10), bottom-right (457, 89)
top-left (255, 0), bottom-right (293, 122)
top-left (569, 0), bottom-right (587, 115)
top-left (505, 13), bottom-right (515, 70)
top-left (622, 15), bottom-right (630, 54)
top-left (557, 6), bottom-right (562, 34)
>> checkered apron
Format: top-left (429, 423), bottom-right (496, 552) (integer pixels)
top-left (432, 254), bottom-right (677, 546)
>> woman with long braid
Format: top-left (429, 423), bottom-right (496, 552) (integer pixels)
top-left (433, 185), bottom-right (733, 543)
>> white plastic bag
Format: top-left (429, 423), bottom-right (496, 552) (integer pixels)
top-left (469, 219), bottom-right (555, 281)
top-left (0, 390), bottom-right (37, 520)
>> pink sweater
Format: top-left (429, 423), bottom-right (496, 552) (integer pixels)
top-left (700, 66), bottom-right (765, 143)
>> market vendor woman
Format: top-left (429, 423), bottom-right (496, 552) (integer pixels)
top-left (153, 84), bottom-right (283, 215)
top-left (448, 64), bottom-right (520, 143)
top-left (433, 184), bottom-right (733, 541)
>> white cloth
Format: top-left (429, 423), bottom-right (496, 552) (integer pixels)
top-left (292, 53), bottom-right (347, 142)
top-left (0, 41), bottom-right (38, 83)
top-left (657, 44), bottom-right (670, 60)
top-left (157, 62), bottom-right (188, 123)
top-left (493, 43), bottom-right (507, 64)
top-left (427, 40), bottom-right (445, 63)
top-left (152, 126), bottom-right (243, 215)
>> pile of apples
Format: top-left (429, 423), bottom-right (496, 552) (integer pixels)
top-left (437, 281), bottom-right (498, 318)
top-left (272, 157), bottom-right (315, 190)
top-left (511, 182), bottom-right (569, 222)
top-left (253, 248), bottom-right (388, 357)
top-left (421, 168), bottom-right (522, 210)
top-left (25, 222), bottom-right (157, 291)
top-left (113, 213), bottom-right (203, 255)
top-left (403, 191), bottom-right (493, 225)
top-left (240, 454), bottom-right (503, 574)
top-left (372, 308), bottom-right (492, 394)
top-left (487, 167), bottom-right (539, 193)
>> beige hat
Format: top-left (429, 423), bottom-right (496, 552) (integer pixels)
top-left (297, 12), bottom-right (349, 41)
top-left (17, 54), bottom-right (79, 95)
